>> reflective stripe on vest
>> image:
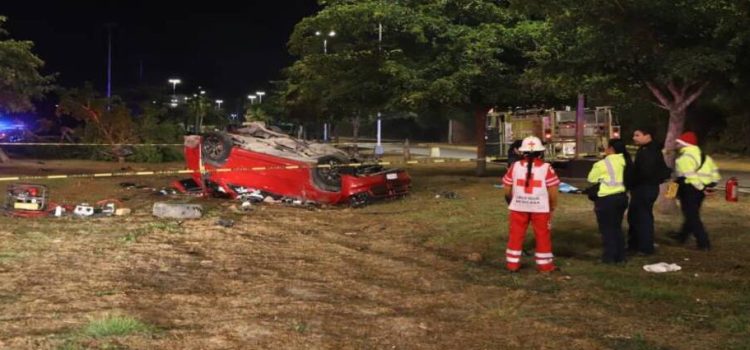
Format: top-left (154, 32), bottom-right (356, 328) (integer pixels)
top-left (603, 157), bottom-right (624, 187)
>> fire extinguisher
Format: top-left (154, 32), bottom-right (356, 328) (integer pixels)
top-left (726, 177), bottom-right (739, 202)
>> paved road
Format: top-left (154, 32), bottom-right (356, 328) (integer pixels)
top-left (353, 142), bottom-right (750, 192)
top-left (354, 142), bottom-right (478, 160)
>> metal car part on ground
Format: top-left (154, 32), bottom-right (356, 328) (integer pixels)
top-left (181, 122), bottom-right (410, 206)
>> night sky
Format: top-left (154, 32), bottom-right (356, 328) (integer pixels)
top-left (1, 1), bottom-right (319, 110)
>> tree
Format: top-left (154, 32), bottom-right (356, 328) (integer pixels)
top-left (285, 1), bottom-right (404, 142)
top-left (285, 1), bottom-right (538, 174)
top-left (56, 83), bottom-right (136, 162)
top-left (518, 0), bottom-right (745, 164)
top-left (0, 16), bottom-right (55, 162)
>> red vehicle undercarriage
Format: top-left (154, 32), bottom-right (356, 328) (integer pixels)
top-left (178, 123), bottom-right (410, 206)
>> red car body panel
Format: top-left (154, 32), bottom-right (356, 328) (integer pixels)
top-left (183, 136), bottom-right (411, 205)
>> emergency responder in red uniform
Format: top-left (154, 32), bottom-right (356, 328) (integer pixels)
top-left (503, 136), bottom-right (560, 272)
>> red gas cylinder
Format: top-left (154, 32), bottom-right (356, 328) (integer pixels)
top-left (726, 177), bottom-right (739, 202)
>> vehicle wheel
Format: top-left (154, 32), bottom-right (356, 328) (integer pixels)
top-left (311, 155), bottom-right (350, 192)
top-left (348, 192), bottom-right (370, 208)
top-left (201, 132), bottom-right (233, 167)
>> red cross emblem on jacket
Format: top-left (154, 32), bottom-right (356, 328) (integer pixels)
top-left (516, 176), bottom-right (543, 194)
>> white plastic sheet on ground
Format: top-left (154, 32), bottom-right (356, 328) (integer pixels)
top-left (643, 262), bottom-right (682, 273)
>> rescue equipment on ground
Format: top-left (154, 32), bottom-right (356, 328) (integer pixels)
top-left (726, 177), bottom-right (739, 202)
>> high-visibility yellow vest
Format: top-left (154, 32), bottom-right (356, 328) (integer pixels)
top-left (588, 153), bottom-right (626, 197)
top-left (676, 145), bottom-right (721, 191)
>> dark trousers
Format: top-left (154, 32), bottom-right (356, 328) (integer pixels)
top-left (627, 184), bottom-right (659, 254)
top-left (678, 184), bottom-right (710, 248)
top-left (595, 193), bottom-right (629, 263)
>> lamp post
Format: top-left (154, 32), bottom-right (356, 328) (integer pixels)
top-left (315, 30), bottom-right (335, 142)
top-left (255, 91), bottom-right (266, 104)
top-left (216, 99), bottom-right (224, 110)
top-left (375, 20), bottom-right (384, 157)
top-left (247, 95), bottom-right (257, 104)
top-left (315, 30), bottom-right (336, 54)
top-left (168, 78), bottom-right (181, 95)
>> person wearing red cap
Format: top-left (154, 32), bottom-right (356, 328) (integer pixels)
top-left (671, 131), bottom-right (721, 250)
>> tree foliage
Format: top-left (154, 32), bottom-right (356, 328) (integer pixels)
top-left (0, 16), bottom-right (55, 113)
top-left (284, 0), bottom-right (541, 123)
top-left (517, 0), bottom-right (747, 157)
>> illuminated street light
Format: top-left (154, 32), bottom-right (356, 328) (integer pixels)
top-left (315, 30), bottom-right (336, 54)
top-left (255, 91), bottom-right (266, 103)
top-left (168, 78), bottom-right (182, 95)
top-left (247, 95), bottom-right (257, 104)
top-left (215, 99), bottom-right (224, 109)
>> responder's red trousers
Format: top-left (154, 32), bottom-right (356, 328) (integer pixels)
top-left (506, 210), bottom-right (556, 272)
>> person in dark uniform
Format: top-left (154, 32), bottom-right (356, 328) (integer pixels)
top-left (671, 132), bottom-right (721, 251)
top-left (627, 127), bottom-right (670, 255)
top-left (588, 139), bottom-right (633, 264)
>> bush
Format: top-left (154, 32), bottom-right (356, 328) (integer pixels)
top-left (130, 146), bottom-right (184, 163)
top-left (711, 113), bottom-right (750, 154)
top-left (82, 314), bottom-right (153, 338)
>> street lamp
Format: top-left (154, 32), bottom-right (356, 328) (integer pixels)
top-left (247, 95), bottom-right (257, 104)
top-left (375, 22), bottom-right (385, 157)
top-left (315, 30), bottom-right (336, 54)
top-left (255, 91), bottom-right (266, 103)
top-left (168, 78), bottom-right (181, 95)
top-left (215, 99), bottom-right (223, 109)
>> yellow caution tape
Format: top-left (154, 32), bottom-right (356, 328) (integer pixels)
top-left (0, 142), bottom-right (183, 147)
top-left (0, 155), bottom-right (572, 183)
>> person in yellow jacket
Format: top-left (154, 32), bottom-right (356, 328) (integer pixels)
top-left (670, 132), bottom-right (721, 251)
top-left (587, 139), bottom-right (633, 264)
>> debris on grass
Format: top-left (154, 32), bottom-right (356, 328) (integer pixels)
top-left (216, 218), bottom-right (235, 228)
top-left (643, 262), bottom-right (682, 273)
top-left (435, 191), bottom-right (459, 199)
top-left (466, 252), bottom-right (483, 262)
top-left (152, 202), bottom-right (203, 219)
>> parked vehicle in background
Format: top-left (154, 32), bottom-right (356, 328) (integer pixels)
top-left (486, 106), bottom-right (620, 160)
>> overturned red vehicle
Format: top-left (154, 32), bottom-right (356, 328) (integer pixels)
top-left (181, 122), bottom-right (410, 206)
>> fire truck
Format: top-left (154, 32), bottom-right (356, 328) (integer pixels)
top-left (486, 106), bottom-right (620, 160)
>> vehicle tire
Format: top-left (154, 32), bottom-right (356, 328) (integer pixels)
top-left (348, 192), bottom-right (370, 208)
top-left (311, 155), bottom-right (351, 192)
top-left (201, 132), bottom-right (233, 167)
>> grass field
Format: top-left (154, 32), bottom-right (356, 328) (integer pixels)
top-left (0, 160), bottom-right (749, 349)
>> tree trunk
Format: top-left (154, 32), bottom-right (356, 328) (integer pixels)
top-left (645, 80), bottom-right (707, 213)
top-left (663, 109), bottom-right (686, 166)
top-left (352, 113), bottom-right (360, 144)
top-left (448, 119), bottom-right (453, 144)
top-left (645, 80), bottom-right (707, 166)
top-left (575, 93), bottom-right (585, 159)
top-left (0, 147), bottom-right (10, 163)
top-left (403, 138), bottom-right (411, 161)
top-left (475, 107), bottom-right (489, 176)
